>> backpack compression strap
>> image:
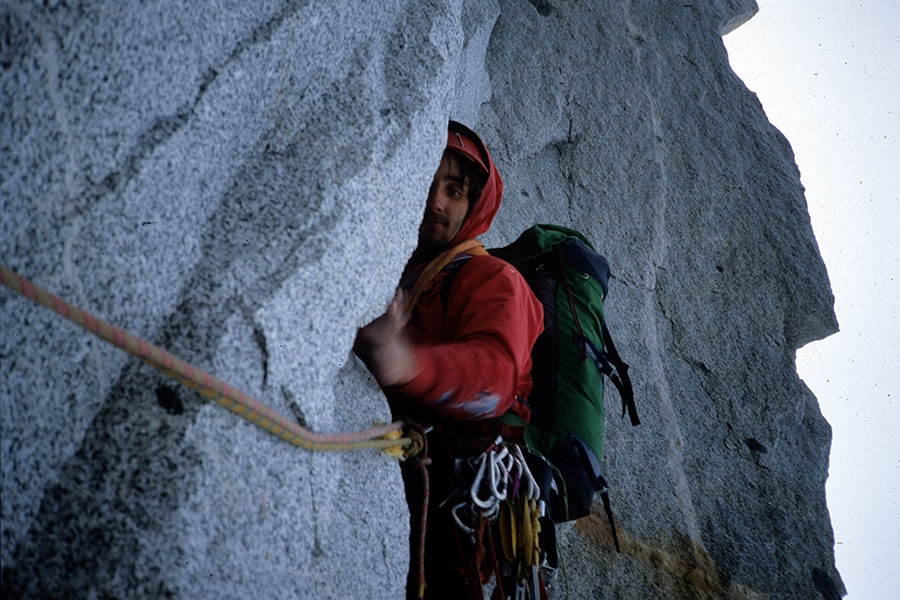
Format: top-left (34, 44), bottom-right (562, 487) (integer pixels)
top-left (600, 321), bottom-right (639, 426)
top-left (575, 326), bottom-right (639, 427)
top-left (569, 434), bottom-right (622, 552)
top-left (556, 246), bottom-right (639, 427)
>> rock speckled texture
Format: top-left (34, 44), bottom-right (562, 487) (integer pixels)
top-left (1, 1), bottom-right (841, 598)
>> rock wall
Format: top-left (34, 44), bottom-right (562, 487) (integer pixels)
top-left (0, 1), bottom-right (842, 598)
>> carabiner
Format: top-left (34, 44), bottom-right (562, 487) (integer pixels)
top-left (488, 446), bottom-right (510, 503)
top-left (451, 501), bottom-right (475, 535)
top-left (470, 452), bottom-right (496, 510)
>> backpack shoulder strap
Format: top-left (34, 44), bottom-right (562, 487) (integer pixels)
top-left (404, 238), bottom-right (487, 315)
top-left (439, 255), bottom-right (471, 312)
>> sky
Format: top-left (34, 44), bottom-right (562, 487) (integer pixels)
top-left (723, 2), bottom-right (899, 599)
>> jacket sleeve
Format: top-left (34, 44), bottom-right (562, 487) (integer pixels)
top-left (395, 256), bottom-right (543, 420)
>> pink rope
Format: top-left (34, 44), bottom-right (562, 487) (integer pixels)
top-left (1, 264), bottom-right (409, 453)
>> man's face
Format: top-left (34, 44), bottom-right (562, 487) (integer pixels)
top-left (417, 153), bottom-right (471, 252)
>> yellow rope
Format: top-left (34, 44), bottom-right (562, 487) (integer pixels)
top-left (403, 238), bottom-right (487, 316)
top-left (0, 263), bottom-right (414, 454)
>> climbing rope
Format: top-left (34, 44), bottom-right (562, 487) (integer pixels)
top-left (0, 263), bottom-right (417, 454)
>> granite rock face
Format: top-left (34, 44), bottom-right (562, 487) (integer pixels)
top-left (1, 1), bottom-right (841, 598)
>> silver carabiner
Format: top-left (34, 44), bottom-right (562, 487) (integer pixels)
top-left (450, 501), bottom-right (475, 535)
top-left (470, 452), bottom-right (496, 510)
top-left (514, 579), bottom-right (527, 600)
top-left (511, 445), bottom-right (539, 501)
top-left (488, 445), bottom-right (510, 503)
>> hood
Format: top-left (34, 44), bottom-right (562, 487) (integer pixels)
top-left (446, 121), bottom-right (504, 245)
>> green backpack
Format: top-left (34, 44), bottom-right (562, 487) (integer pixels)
top-left (490, 224), bottom-right (639, 546)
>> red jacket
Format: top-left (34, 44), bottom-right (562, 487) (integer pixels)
top-left (390, 128), bottom-right (543, 423)
top-left (392, 254), bottom-right (543, 421)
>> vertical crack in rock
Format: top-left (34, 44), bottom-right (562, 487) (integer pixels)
top-left (282, 384), bottom-right (307, 429)
top-left (241, 301), bottom-right (269, 387)
top-left (526, 0), bottom-right (556, 17)
top-left (160, 137), bottom-right (343, 369)
top-left (0, 10), bottom-right (18, 71)
top-left (620, 0), bottom-right (713, 567)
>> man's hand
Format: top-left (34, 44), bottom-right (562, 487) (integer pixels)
top-left (353, 289), bottom-right (416, 387)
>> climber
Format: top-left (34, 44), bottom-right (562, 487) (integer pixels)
top-left (354, 121), bottom-right (544, 599)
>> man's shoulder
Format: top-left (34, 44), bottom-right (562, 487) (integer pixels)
top-left (462, 253), bottom-right (518, 277)
top-left (446, 253), bottom-right (542, 321)
top-left (466, 253), bottom-right (514, 270)
top-left (455, 254), bottom-right (529, 291)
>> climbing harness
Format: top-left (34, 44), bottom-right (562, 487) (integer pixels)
top-left (436, 436), bottom-right (548, 600)
top-left (0, 264), bottom-right (419, 455)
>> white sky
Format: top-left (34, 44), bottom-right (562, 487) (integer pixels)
top-left (723, 2), bottom-right (899, 599)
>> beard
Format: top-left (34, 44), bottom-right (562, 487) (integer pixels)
top-left (414, 211), bottom-right (455, 261)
